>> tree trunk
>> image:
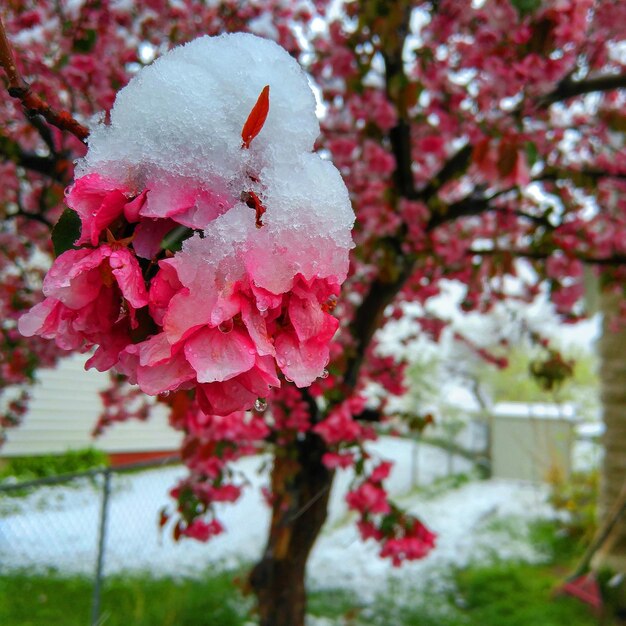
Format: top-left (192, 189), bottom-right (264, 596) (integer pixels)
top-left (596, 292), bottom-right (626, 624)
top-left (249, 432), bottom-right (333, 626)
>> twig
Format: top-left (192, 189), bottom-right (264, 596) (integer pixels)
top-left (566, 479), bottom-right (626, 581)
top-left (284, 484), bottom-right (331, 524)
top-left (0, 15), bottom-right (89, 143)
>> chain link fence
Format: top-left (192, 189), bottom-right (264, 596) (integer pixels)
top-left (1, 421), bottom-right (565, 625)
top-left (0, 457), bottom-right (180, 625)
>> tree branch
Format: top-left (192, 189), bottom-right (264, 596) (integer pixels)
top-left (0, 16), bottom-right (89, 143)
top-left (470, 247), bottom-right (626, 267)
top-left (417, 144), bottom-right (473, 201)
top-left (540, 73), bottom-right (626, 108)
top-left (0, 134), bottom-right (68, 183)
top-left (426, 193), bottom-right (496, 231)
top-left (537, 169), bottom-right (626, 185)
top-left (344, 262), bottom-right (414, 389)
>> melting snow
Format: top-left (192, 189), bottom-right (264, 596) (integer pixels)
top-left (0, 438), bottom-right (552, 602)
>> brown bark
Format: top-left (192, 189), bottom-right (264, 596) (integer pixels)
top-left (595, 292), bottom-right (626, 624)
top-left (597, 292), bottom-right (626, 573)
top-left (249, 431), bottom-right (333, 626)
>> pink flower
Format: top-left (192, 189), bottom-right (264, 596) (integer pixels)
top-left (362, 141), bottom-right (396, 176)
top-left (181, 518), bottom-right (223, 542)
top-left (322, 452), bottom-right (355, 469)
top-left (65, 174), bottom-right (133, 246)
top-left (145, 266), bottom-right (340, 413)
top-left (370, 461), bottom-right (393, 483)
top-left (18, 245), bottom-right (148, 369)
top-left (314, 397), bottom-right (373, 445)
top-left (346, 482), bottom-right (391, 515)
top-left (380, 532), bottom-right (436, 566)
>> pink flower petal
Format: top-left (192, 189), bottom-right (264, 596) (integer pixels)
top-left (288, 292), bottom-right (328, 342)
top-left (43, 248), bottom-right (105, 309)
top-left (136, 351), bottom-right (196, 395)
top-left (184, 327), bottom-right (255, 383)
top-left (66, 174), bottom-right (129, 246)
top-left (123, 190), bottom-right (147, 223)
top-left (197, 379), bottom-right (258, 416)
top-left (18, 299), bottom-right (60, 337)
top-left (275, 331), bottom-right (331, 387)
top-left (148, 260), bottom-right (182, 326)
top-left (241, 299), bottom-right (274, 356)
top-left (109, 248), bottom-right (149, 308)
top-left (133, 218), bottom-right (177, 259)
top-left (85, 328), bottom-right (132, 371)
top-left (164, 289), bottom-right (213, 344)
top-left (132, 332), bottom-right (174, 367)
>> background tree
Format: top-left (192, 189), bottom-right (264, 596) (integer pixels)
top-left (1, 1), bottom-right (626, 624)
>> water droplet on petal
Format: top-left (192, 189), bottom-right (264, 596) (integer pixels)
top-left (218, 319), bottom-right (234, 333)
top-left (161, 391), bottom-right (170, 397)
top-left (284, 375), bottom-right (293, 383)
top-left (254, 398), bottom-right (267, 412)
top-left (320, 369), bottom-right (329, 379)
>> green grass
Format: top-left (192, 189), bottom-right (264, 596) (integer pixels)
top-left (0, 521), bottom-right (597, 626)
top-left (0, 447), bottom-right (109, 481)
top-left (0, 569), bottom-right (250, 626)
top-left (317, 560), bottom-right (596, 626)
top-left (451, 561), bottom-right (594, 626)
top-left (306, 520), bottom-right (597, 626)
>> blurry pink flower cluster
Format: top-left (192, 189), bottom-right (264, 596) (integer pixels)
top-left (347, 461), bottom-right (437, 567)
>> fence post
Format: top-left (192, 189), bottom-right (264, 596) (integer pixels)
top-left (91, 467), bottom-right (112, 626)
top-left (411, 436), bottom-right (420, 489)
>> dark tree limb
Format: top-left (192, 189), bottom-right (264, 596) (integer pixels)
top-left (469, 247), bottom-right (626, 267)
top-left (540, 72), bottom-right (626, 108)
top-left (344, 262), bottom-right (414, 390)
top-left (0, 134), bottom-right (68, 183)
top-left (417, 144), bottom-right (473, 201)
top-left (6, 207), bottom-right (53, 228)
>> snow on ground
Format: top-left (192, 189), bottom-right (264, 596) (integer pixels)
top-left (0, 438), bottom-right (552, 601)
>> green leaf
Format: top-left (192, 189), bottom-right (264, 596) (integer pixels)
top-left (525, 141), bottom-right (539, 167)
top-left (52, 209), bottom-right (81, 257)
top-left (160, 226), bottom-right (194, 253)
top-left (73, 29), bottom-right (97, 53)
top-left (511, 0), bottom-right (541, 15)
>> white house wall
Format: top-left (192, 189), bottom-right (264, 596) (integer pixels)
top-left (2, 354), bottom-right (181, 457)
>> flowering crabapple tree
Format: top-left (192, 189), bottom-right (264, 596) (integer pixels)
top-left (1, 1), bottom-right (626, 624)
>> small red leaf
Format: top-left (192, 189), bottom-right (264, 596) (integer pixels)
top-left (241, 85), bottom-right (270, 149)
top-left (241, 190), bottom-right (267, 228)
top-left (173, 520), bottom-right (183, 542)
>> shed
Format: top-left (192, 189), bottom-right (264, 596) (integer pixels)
top-left (490, 402), bottom-right (577, 482)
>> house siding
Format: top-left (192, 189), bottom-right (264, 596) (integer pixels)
top-left (2, 355), bottom-right (181, 457)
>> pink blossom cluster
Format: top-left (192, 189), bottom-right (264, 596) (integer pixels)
top-left (347, 461), bottom-right (436, 566)
top-left (163, 392), bottom-right (270, 539)
top-left (18, 171), bottom-right (342, 416)
top-left (314, 395), bottom-right (376, 469)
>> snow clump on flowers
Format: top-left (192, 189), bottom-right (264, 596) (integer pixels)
top-left (19, 33), bottom-right (354, 416)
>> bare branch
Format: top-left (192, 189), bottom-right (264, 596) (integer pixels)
top-left (540, 73), bottom-right (626, 108)
top-left (0, 134), bottom-right (68, 183)
top-left (417, 144), bottom-right (473, 201)
top-left (470, 247), bottom-right (626, 267)
top-left (0, 16), bottom-right (89, 143)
